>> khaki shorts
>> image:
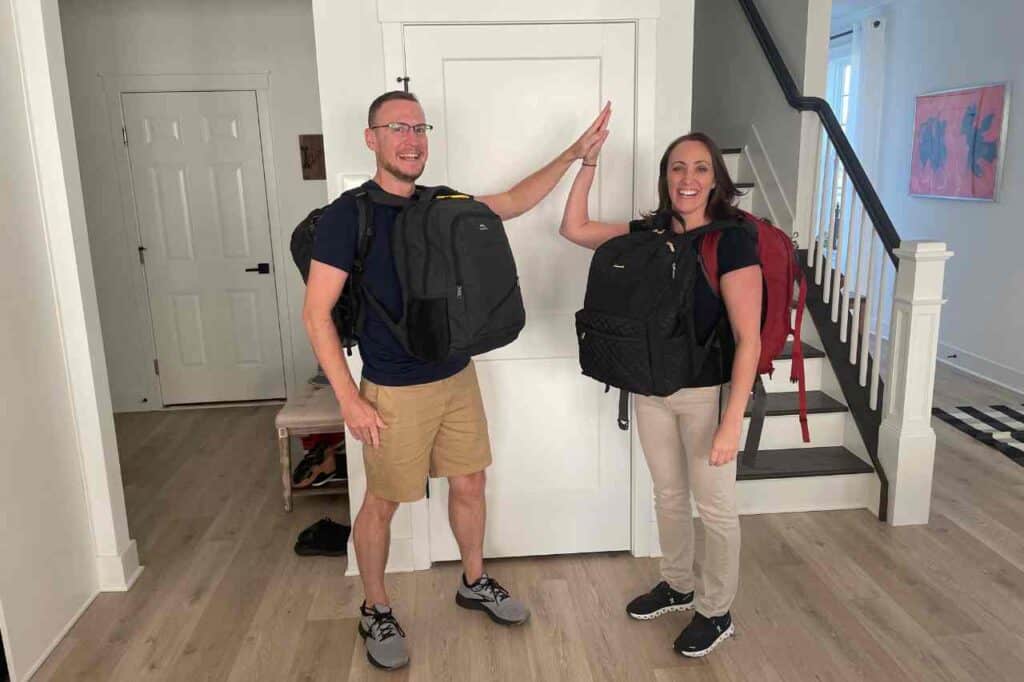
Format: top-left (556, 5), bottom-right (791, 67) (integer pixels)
top-left (359, 362), bottom-right (492, 502)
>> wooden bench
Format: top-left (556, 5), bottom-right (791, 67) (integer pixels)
top-left (274, 384), bottom-right (348, 511)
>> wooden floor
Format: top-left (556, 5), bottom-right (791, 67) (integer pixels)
top-left (31, 364), bottom-right (1024, 681)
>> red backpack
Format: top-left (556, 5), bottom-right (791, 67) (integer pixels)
top-left (700, 211), bottom-right (810, 445)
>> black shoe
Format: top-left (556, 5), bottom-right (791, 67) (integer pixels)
top-left (308, 365), bottom-right (331, 386)
top-left (626, 581), bottom-right (695, 620)
top-left (674, 611), bottom-right (734, 657)
top-left (294, 517), bottom-right (350, 556)
top-left (292, 442), bottom-right (337, 488)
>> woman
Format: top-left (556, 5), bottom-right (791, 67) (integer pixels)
top-left (560, 117), bottom-right (762, 658)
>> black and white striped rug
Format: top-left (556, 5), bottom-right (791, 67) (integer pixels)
top-left (932, 405), bottom-right (1024, 466)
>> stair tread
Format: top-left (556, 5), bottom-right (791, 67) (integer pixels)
top-left (745, 391), bottom-right (846, 416)
top-left (721, 147), bottom-right (743, 155)
top-left (779, 341), bottom-right (825, 360)
top-left (735, 182), bottom-right (755, 189)
top-left (738, 446), bottom-right (873, 480)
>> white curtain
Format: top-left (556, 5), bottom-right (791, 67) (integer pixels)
top-left (851, 16), bottom-right (887, 185)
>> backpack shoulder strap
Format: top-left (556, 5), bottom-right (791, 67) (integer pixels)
top-left (699, 231), bottom-right (724, 297)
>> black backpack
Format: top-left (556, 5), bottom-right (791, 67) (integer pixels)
top-left (290, 185), bottom-right (525, 361)
top-left (360, 186), bottom-right (525, 362)
top-left (290, 204), bottom-right (358, 351)
top-left (575, 222), bottom-right (730, 426)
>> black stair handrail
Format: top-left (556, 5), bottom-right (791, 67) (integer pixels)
top-left (736, 0), bottom-right (900, 267)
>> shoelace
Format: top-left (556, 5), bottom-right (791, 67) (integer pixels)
top-left (369, 609), bottom-right (405, 642)
top-left (474, 576), bottom-right (510, 603)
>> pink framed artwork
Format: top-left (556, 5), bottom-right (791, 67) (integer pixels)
top-left (910, 82), bottom-right (1011, 201)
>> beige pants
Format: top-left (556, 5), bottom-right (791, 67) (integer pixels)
top-left (635, 384), bottom-right (740, 617)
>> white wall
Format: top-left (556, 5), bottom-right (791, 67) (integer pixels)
top-left (693, 0), bottom-right (807, 202)
top-left (872, 0), bottom-right (1024, 392)
top-left (692, 0), bottom-right (830, 239)
top-left (1, 3), bottom-right (101, 679)
top-left (60, 0), bottom-right (327, 411)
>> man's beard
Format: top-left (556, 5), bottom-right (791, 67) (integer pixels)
top-left (381, 158), bottom-right (424, 183)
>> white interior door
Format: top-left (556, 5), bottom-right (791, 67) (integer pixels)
top-left (123, 91), bottom-right (286, 405)
top-left (403, 22), bottom-right (636, 559)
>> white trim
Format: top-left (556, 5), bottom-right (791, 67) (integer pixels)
top-left (11, 0), bottom-right (136, 596)
top-left (100, 72), bottom-right (297, 408)
top-left (15, 589), bottom-right (101, 682)
top-left (95, 540), bottom-right (144, 592)
top-left (937, 342), bottom-right (1024, 398)
top-left (745, 124), bottom-right (791, 228)
top-left (629, 15), bottom-right (662, 558)
top-left (751, 122), bottom-right (794, 218)
top-left (378, 0), bottom-right (660, 23)
top-left (103, 72), bottom-right (270, 93)
top-left (0, 600), bottom-right (12, 682)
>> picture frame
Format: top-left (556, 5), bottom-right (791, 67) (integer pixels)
top-left (909, 82), bottom-right (1010, 201)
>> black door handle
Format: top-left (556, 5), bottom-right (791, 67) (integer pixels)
top-left (245, 262), bottom-right (271, 274)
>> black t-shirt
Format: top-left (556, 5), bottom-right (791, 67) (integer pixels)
top-left (629, 215), bottom-right (761, 387)
top-left (311, 181), bottom-right (470, 386)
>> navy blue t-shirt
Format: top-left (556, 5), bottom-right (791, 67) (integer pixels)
top-left (311, 181), bottom-right (469, 386)
top-left (629, 215), bottom-right (761, 387)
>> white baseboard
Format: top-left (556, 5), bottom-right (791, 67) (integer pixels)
top-left (96, 540), bottom-right (144, 592)
top-left (18, 589), bottom-right (100, 682)
top-left (937, 341), bottom-right (1024, 398)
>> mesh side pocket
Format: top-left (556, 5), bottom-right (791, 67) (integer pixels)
top-left (408, 297), bottom-right (450, 362)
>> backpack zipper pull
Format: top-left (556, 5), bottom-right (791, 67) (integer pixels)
top-left (456, 284), bottom-right (464, 300)
top-left (671, 262), bottom-right (677, 280)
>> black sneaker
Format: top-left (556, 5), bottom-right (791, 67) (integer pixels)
top-left (292, 442), bottom-right (337, 488)
top-left (294, 517), bottom-right (350, 556)
top-left (674, 611), bottom-right (735, 657)
top-left (626, 581), bottom-right (695, 620)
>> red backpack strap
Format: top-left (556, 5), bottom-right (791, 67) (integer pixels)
top-left (699, 230), bottom-right (723, 296)
top-left (791, 267), bottom-right (811, 442)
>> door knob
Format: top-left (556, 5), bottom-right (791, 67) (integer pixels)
top-left (245, 262), bottom-right (271, 274)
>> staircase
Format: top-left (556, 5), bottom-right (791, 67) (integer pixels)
top-left (728, 148), bottom-right (878, 515)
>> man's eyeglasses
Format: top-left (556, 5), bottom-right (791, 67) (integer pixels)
top-left (369, 122), bottom-right (434, 136)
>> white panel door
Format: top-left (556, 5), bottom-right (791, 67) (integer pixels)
top-left (123, 91), bottom-right (285, 405)
top-left (404, 23), bottom-right (636, 559)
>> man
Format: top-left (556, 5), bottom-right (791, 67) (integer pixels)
top-left (303, 91), bottom-right (610, 670)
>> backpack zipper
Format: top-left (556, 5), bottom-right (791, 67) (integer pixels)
top-left (451, 211), bottom-right (496, 303)
top-left (417, 199), bottom-right (440, 293)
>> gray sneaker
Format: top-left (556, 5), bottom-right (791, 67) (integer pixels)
top-left (358, 603), bottom-right (409, 670)
top-left (455, 573), bottom-right (530, 625)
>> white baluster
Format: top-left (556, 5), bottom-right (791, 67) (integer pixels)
top-left (830, 173), bottom-right (853, 322)
top-left (815, 144), bottom-right (838, 285)
top-left (821, 156), bottom-right (842, 297)
top-left (878, 241), bottom-right (954, 525)
top-left (840, 198), bottom-right (864, 343)
top-left (808, 127), bottom-right (828, 267)
top-left (848, 207), bottom-right (869, 359)
top-left (859, 233), bottom-right (880, 386)
top-left (870, 259), bottom-right (889, 409)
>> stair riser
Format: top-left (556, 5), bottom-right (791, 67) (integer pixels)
top-left (741, 411), bottom-right (846, 449)
top-left (644, 473), bottom-right (878, 556)
top-left (763, 357), bottom-right (823, 393)
top-left (736, 472), bottom-right (878, 515)
top-left (723, 151), bottom-right (741, 179)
